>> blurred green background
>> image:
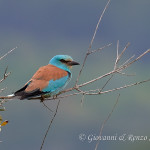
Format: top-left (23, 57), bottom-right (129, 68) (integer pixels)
top-left (0, 0), bottom-right (150, 149)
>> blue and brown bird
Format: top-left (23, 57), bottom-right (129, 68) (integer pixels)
top-left (7, 55), bottom-right (79, 100)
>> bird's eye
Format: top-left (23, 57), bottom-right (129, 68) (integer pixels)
top-left (60, 59), bottom-right (71, 63)
top-left (60, 59), bottom-right (67, 63)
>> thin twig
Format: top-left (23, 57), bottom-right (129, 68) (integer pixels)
top-left (76, 49), bottom-right (150, 88)
top-left (0, 47), bottom-right (17, 61)
top-left (42, 101), bottom-right (53, 112)
top-left (114, 40), bottom-right (119, 70)
top-left (49, 78), bottom-right (150, 100)
top-left (117, 42), bottom-right (130, 63)
top-left (82, 78), bottom-right (150, 95)
top-left (119, 49), bottom-right (150, 71)
top-left (0, 67), bottom-right (11, 83)
top-left (120, 55), bottom-right (135, 67)
top-left (100, 78), bottom-right (150, 94)
top-left (88, 0), bottom-right (111, 51)
top-left (99, 75), bottom-right (113, 93)
top-left (88, 43), bottom-right (112, 54)
top-left (75, 0), bottom-right (111, 85)
top-left (0, 96), bottom-right (14, 99)
top-left (78, 70), bottom-right (116, 88)
top-left (116, 40), bottom-right (119, 59)
top-left (116, 71), bottom-right (135, 76)
top-left (40, 99), bottom-right (60, 150)
top-left (94, 94), bottom-right (120, 150)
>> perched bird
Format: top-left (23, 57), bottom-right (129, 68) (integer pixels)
top-left (8, 55), bottom-right (79, 100)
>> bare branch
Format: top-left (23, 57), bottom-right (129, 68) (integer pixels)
top-left (0, 66), bottom-right (11, 83)
top-left (0, 47), bottom-right (17, 61)
top-left (117, 42), bottom-right (130, 63)
top-left (100, 78), bottom-right (150, 94)
top-left (94, 94), bottom-right (120, 150)
top-left (0, 47), bottom-right (17, 97)
top-left (42, 101), bottom-right (53, 112)
top-left (119, 49), bottom-right (150, 71)
top-left (88, 0), bottom-right (111, 51)
top-left (76, 48), bottom-right (150, 88)
top-left (114, 40), bottom-right (119, 70)
top-left (120, 54), bottom-right (135, 67)
top-left (40, 99), bottom-right (60, 150)
top-left (78, 70), bottom-right (116, 88)
top-left (116, 71), bottom-right (135, 76)
top-left (75, 0), bottom-right (111, 85)
top-left (99, 75), bottom-right (113, 93)
top-left (80, 78), bottom-right (150, 96)
top-left (42, 78), bottom-right (150, 101)
top-left (116, 40), bottom-right (119, 58)
top-left (88, 43), bottom-right (112, 55)
top-left (0, 96), bottom-right (13, 100)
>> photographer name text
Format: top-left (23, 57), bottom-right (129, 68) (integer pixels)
top-left (79, 133), bottom-right (150, 143)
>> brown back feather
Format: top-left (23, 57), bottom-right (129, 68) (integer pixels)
top-left (25, 64), bottom-right (68, 92)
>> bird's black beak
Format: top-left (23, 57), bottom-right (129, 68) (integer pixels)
top-left (68, 61), bottom-right (80, 66)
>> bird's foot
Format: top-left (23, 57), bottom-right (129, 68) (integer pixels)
top-left (40, 95), bottom-right (45, 102)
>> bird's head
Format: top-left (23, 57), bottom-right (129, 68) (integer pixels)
top-left (49, 55), bottom-right (80, 72)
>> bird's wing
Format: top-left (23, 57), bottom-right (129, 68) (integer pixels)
top-left (25, 64), bottom-right (69, 92)
top-left (14, 64), bottom-right (69, 99)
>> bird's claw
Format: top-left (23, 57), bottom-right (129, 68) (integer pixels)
top-left (40, 95), bottom-right (45, 102)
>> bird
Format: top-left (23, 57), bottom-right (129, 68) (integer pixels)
top-left (7, 55), bottom-right (79, 100)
